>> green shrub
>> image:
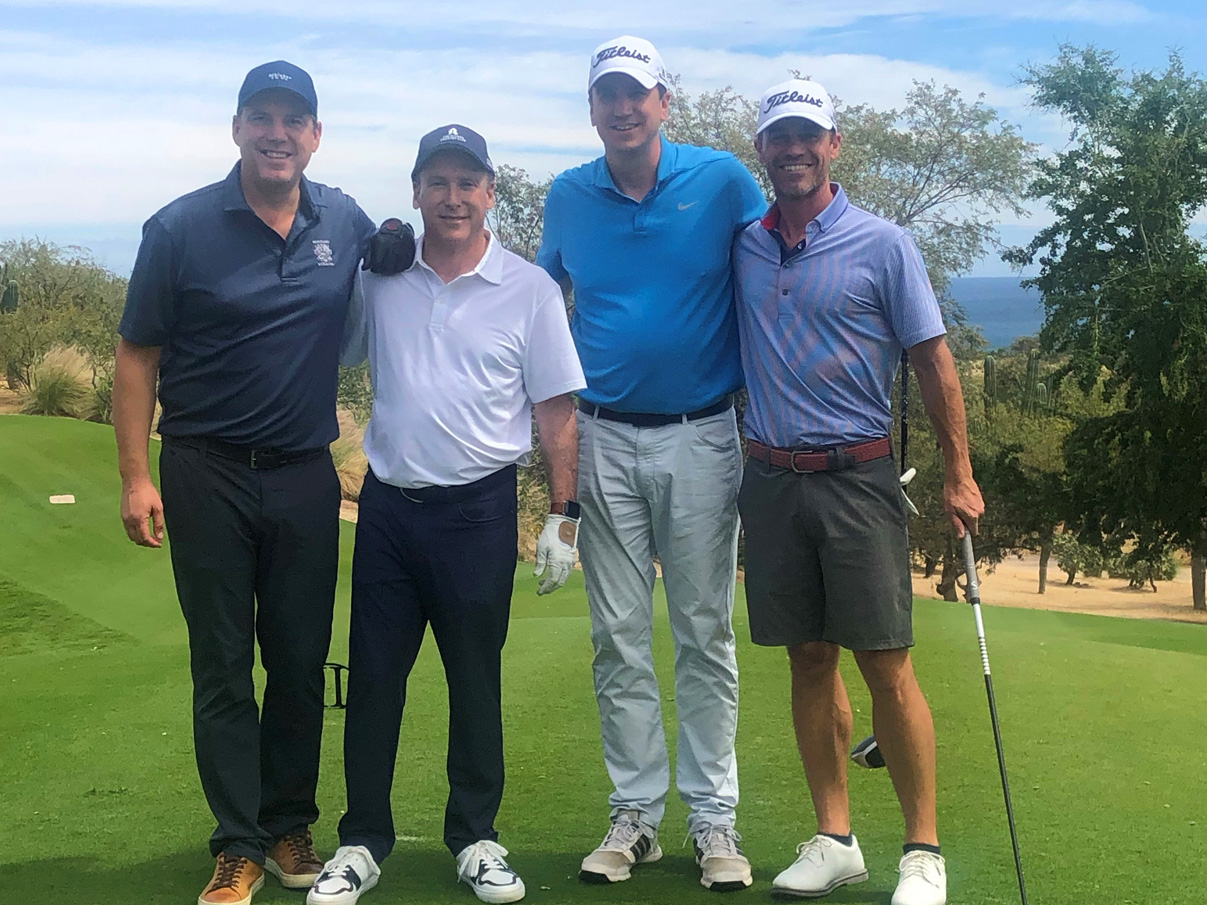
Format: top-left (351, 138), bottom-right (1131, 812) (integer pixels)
top-left (1107, 549), bottom-right (1178, 590)
top-left (89, 372), bottom-right (114, 425)
top-left (1053, 531), bottom-right (1108, 584)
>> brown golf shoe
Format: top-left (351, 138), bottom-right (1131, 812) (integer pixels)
top-left (198, 852), bottom-right (264, 905)
top-left (265, 828), bottom-right (325, 889)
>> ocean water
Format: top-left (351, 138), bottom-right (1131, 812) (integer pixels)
top-left (948, 276), bottom-right (1044, 349)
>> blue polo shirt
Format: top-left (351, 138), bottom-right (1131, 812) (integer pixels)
top-left (537, 135), bottom-right (766, 413)
top-left (120, 163), bottom-right (376, 451)
top-left (733, 185), bottom-right (945, 448)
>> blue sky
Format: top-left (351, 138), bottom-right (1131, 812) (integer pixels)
top-left (2, 0), bottom-right (1205, 278)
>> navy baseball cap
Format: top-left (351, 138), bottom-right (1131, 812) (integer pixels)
top-left (237, 60), bottom-right (317, 117)
top-left (412, 124), bottom-right (495, 180)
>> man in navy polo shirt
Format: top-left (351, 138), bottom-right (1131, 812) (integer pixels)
top-left (733, 79), bottom-right (985, 905)
top-left (537, 35), bottom-right (765, 892)
top-left (113, 61), bottom-right (412, 905)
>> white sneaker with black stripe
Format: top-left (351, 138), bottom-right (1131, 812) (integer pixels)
top-left (579, 810), bottom-right (662, 883)
top-left (455, 840), bottom-right (526, 904)
top-left (306, 845), bottom-right (380, 905)
top-left (693, 824), bottom-right (753, 891)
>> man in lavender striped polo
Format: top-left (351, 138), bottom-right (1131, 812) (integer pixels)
top-left (732, 79), bottom-right (985, 905)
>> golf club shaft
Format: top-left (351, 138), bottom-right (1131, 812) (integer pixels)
top-left (961, 531), bottom-right (1030, 905)
top-left (900, 350), bottom-right (910, 474)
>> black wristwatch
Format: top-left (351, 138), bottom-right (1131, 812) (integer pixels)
top-left (551, 500), bottom-right (582, 519)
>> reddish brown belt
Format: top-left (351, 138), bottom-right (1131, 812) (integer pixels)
top-left (747, 437), bottom-right (892, 473)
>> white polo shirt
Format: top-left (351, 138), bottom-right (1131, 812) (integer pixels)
top-left (342, 231), bottom-right (585, 488)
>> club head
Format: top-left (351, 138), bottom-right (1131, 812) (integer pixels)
top-left (850, 734), bottom-right (886, 769)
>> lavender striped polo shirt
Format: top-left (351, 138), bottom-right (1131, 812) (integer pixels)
top-left (733, 185), bottom-right (945, 448)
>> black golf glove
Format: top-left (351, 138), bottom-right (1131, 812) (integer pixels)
top-left (362, 218), bottom-right (416, 274)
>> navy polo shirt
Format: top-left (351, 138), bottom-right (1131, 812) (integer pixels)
top-left (120, 163), bottom-right (376, 451)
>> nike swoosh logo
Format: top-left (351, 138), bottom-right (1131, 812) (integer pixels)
top-left (678, 201), bottom-right (699, 211)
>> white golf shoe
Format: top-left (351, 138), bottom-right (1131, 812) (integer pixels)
top-left (579, 810), bottom-right (662, 883)
top-left (306, 845), bottom-right (380, 905)
top-left (771, 834), bottom-right (867, 898)
top-left (891, 850), bottom-right (946, 905)
top-left (456, 840), bottom-right (525, 903)
top-left (692, 824), bottom-right (753, 891)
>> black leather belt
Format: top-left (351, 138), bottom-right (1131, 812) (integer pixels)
top-left (579, 395), bottom-right (733, 428)
top-left (169, 436), bottom-right (327, 470)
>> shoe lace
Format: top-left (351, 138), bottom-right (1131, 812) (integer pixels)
top-left (461, 840), bottom-right (513, 878)
top-left (794, 835), bottom-right (831, 866)
top-left (899, 851), bottom-right (941, 884)
top-left (211, 853), bottom-right (249, 891)
top-left (602, 815), bottom-right (645, 850)
top-left (281, 828), bottom-right (317, 863)
top-left (688, 824), bottom-right (743, 858)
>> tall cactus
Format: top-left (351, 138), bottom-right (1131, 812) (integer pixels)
top-left (0, 279), bottom-right (19, 314)
top-left (1023, 349), bottom-right (1040, 415)
top-left (1036, 383), bottom-right (1048, 410)
top-left (983, 355), bottom-right (996, 418)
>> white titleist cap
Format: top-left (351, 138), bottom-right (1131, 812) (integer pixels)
top-left (588, 35), bottom-right (668, 91)
top-left (756, 79), bottom-right (837, 134)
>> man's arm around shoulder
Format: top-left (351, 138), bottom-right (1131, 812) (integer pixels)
top-left (113, 339), bottom-right (165, 547)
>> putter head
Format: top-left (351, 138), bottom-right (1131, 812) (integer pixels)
top-left (850, 734), bottom-right (886, 769)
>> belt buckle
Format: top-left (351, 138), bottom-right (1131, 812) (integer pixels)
top-left (249, 449), bottom-right (259, 470)
top-left (790, 451), bottom-right (817, 474)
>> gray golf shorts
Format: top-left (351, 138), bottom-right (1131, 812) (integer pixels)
top-left (738, 451), bottom-right (913, 650)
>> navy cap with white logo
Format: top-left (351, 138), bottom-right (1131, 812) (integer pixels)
top-left (412, 124), bottom-right (495, 180)
top-left (238, 60), bottom-right (318, 117)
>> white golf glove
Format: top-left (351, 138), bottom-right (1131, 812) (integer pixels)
top-left (900, 467), bottom-right (920, 516)
top-left (534, 513), bottom-right (579, 595)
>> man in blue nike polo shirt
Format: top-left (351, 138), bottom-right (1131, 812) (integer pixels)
top-left (537, 35), bottom-right (766, 892)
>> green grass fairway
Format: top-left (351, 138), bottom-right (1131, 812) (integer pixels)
top-left (2, 415), bottom-right (1204, 904)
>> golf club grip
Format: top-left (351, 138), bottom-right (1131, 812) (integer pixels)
top-left (961, 531), bottom-right (980, 604)
top-left (985, 674), bottom-right (1030, 905)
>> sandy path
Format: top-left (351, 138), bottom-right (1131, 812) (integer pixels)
top-left (914, 553), bottom-right (1207, 625)
top-left (0, 386), bottom-right (21, 414)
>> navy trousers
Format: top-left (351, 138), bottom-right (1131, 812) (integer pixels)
top-left (159, 438), bottom-right (340, 862)
top-left (338, 466), bottom-right (519, 861)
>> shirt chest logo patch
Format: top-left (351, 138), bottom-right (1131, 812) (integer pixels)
top-left (312, 239), bottom-right (335, 266)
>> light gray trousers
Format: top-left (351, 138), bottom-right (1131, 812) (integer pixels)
top-left (576, 407), bottom-right (742, 834)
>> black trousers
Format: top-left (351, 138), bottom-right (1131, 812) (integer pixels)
top-left (338, 466), bottom-right (518, 862)
top-left (159, 438), bottom-right (340, 861)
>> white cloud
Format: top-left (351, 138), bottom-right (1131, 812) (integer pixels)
top-left (1, 21), bottom-right (1064, 227)
top-left (4, 0), bottom-right (1157, 30)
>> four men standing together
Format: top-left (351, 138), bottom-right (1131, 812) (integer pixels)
top-left (115, 35), bottom-right (982, 905)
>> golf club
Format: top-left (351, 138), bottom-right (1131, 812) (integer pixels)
top-left (961, 527), bottom-right (1029, 905)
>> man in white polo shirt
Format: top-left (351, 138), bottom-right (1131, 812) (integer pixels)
top-left (307, 124), bottom-right (586, 905)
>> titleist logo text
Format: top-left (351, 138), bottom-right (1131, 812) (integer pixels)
top-left (593, 45), bottom-right (651, 67)
top-left (763, 90), bottom-right (824, 113)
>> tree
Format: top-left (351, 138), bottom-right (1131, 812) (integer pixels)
top-left (666, 78), bottom-right (1034, 347)
top-left (487, 164), bottom-right (552, 263)
top-left (0, 239), bottom-right (126, 395)
top-left (1007, 46), bottom-right (1207, 611)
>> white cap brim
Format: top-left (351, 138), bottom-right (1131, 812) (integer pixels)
top-left (589, 67), bottom-right (660, 91)
top-left (757, 108), bottom-right (836, 135)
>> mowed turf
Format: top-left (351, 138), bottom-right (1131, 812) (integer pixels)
top-left (1, 415), bottom-right (1204, 904)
